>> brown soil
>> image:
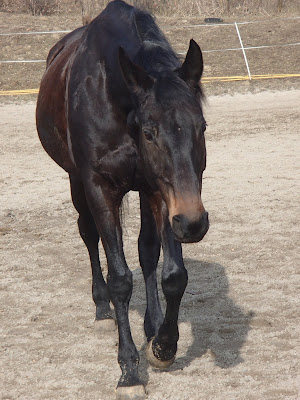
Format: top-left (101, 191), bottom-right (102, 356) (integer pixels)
top-left (0, 11), bottom-right (300, 97)
top-left (1, 89), bottom-right (299, 399)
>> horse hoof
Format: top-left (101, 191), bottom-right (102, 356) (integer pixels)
top-left (116, 385), bottom-right (146, 400)
top-left (146, 338), bottom-right (175, 369)
top-left (94, 318), bottom-right (116, 333)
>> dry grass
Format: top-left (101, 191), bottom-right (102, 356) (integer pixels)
top-left (97, 0), bottom-right (300, 16)
top-left (0, 0), bottom-right (299, 17)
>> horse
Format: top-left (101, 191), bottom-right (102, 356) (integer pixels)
top-left (36, 1), bottom-right (209, 398)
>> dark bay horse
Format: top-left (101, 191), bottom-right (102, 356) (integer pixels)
top-left (36, 0), bottom-right (209, 398)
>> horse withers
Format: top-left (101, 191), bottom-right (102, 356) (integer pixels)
top-left (36, 1), bottom-right (209, 398)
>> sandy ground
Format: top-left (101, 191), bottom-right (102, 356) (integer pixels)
top-left (0, 90), bottom-right (299, 400)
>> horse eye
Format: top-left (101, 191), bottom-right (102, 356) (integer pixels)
top-left (202, 121), bottom-right (207, 133)
top-left (142, 128), bottom-right (156, 142)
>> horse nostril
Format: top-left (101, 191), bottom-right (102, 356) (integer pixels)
top-left (172, 215), bottom-right (180, 223)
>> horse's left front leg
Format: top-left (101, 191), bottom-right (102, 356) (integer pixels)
top-left (146, 216), bottom-right (188, 369)
top-left (83, 174), bottom-right (145, 400)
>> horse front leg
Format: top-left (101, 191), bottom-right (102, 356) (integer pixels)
top-left (83, 174), bottom-right (145, 400)
top-left (146, 202), bottom-right (188, 369)
top-left (138, 192), bottom-right (163, 341)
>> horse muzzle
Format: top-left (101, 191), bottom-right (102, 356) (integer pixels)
top-left (171, 211), bottom-right (209, 243)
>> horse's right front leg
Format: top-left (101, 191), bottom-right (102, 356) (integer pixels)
top-left (83, 173), bottom-right (146, 400)
top-left (138, 191), bottom-right (163, 341)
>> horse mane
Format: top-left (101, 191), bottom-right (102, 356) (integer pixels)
top-left (132, 10), bottom-right (180, 75)
top-left (132, 7), bottom-right (204, 101)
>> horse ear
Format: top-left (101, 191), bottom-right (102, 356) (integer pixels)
top-left (118, 47), bottom-right (154, 96)
top-left (179, 39), bottom-right (203, 86)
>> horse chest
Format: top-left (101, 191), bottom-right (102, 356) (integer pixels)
top-left (87, 134), bottom-right (138, 190)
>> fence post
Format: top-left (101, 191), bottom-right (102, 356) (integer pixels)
top-left (235, 22), bottom-right (252, 80)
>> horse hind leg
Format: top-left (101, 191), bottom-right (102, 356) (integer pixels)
top-left (69, 173), bottom-right (115, 332)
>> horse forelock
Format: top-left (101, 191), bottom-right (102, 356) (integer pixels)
top-left (153, 73), bottom-right (203, 112)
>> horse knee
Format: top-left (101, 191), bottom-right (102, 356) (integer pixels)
top-left (162, 266), bottom-right (188, 298)
top-left (108, 269), bottom-right (133, 304)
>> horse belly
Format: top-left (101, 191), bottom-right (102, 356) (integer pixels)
top-left (36, 42), bottom-right (79, 173)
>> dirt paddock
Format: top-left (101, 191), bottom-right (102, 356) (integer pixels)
top-left (0, 90), bottom-right (299, 399)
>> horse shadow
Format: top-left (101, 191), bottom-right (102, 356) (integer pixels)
top-left (131, 258), bottom-right (254, 383)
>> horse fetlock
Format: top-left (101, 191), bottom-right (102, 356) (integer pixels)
top-left (117, 362), bottom-right (143, 395)
top-left (144, 308), bottom-right (163, 341)
top-left (94, 300), bottom-right (112, 319)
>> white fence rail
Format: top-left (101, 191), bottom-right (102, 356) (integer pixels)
top-left (180, 15), bottom-right (300, 79)
top-left (0, 29), bottom-right (71, 36)
top-left (0, 15), bottom-right (299, 85)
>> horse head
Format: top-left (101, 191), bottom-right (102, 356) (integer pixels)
top-left (119, 40), bottom-right (209, 243)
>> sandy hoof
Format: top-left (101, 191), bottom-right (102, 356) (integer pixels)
top-left (94, 318), bottom-right (116, 333)
top-left (146, 338), bottom-right (175, 369)
top-left (116, 385), bottom-right (146, 400)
